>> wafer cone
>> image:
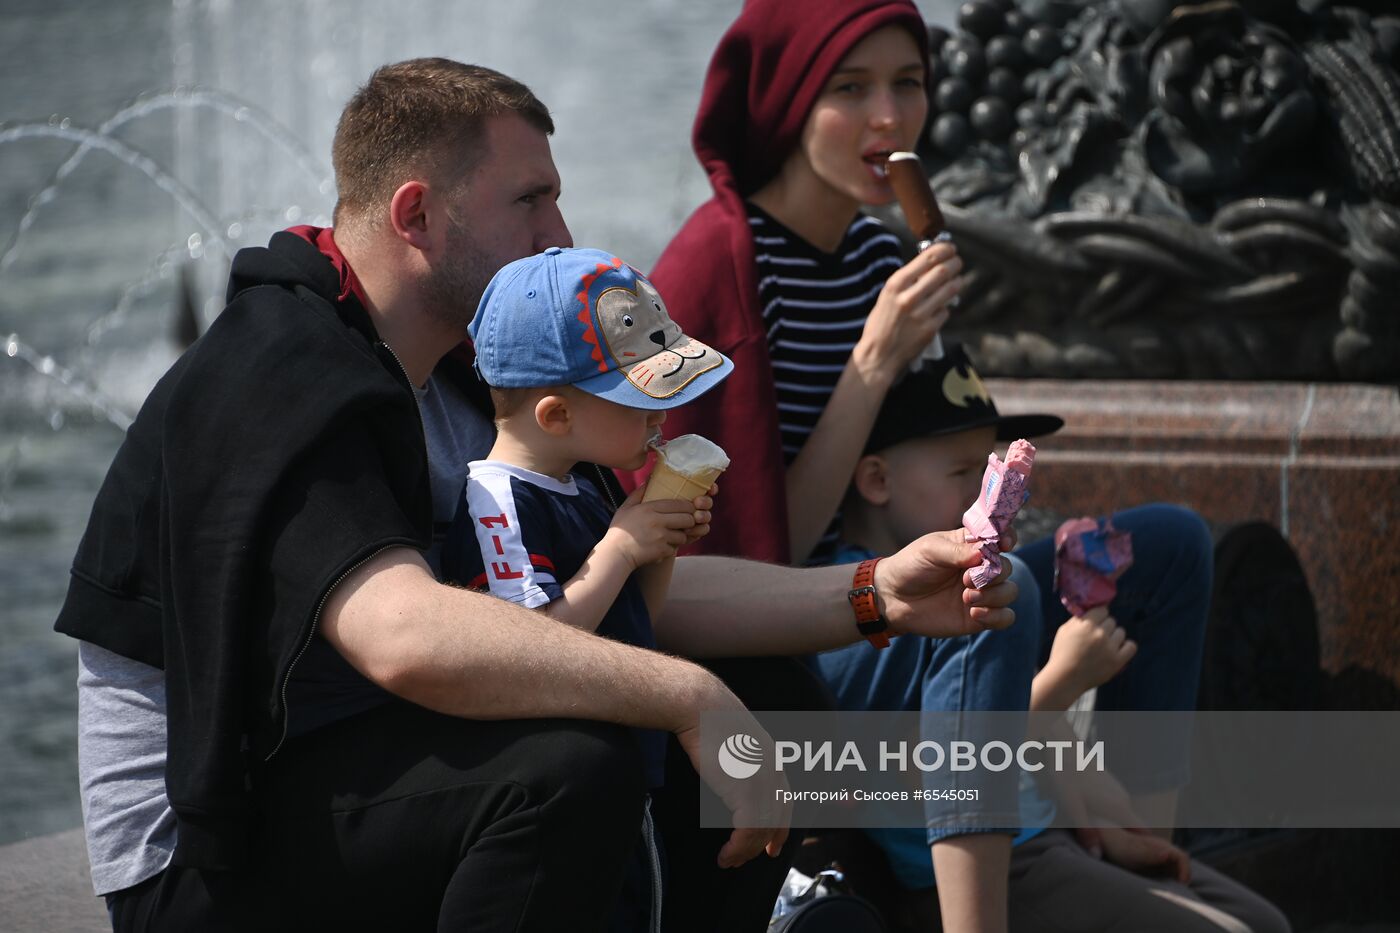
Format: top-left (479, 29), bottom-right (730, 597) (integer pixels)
top-left (643, 461), bottom-right (724, 502)
top-left (642, 434), bottom-right (728, 502)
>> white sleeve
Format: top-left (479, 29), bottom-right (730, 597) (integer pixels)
top-left (463, 470), bottom-right (558, 609)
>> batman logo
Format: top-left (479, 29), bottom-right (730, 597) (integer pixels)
top-left (942, 365), bottom-right (991, 408)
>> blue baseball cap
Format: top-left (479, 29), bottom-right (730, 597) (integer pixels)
top-left (469, 247), bottom-right (733, 410)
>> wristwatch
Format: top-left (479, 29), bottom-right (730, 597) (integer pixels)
top-left (847, 557), bottom-right (890, 649)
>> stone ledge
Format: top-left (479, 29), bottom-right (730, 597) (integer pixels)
top-left (0, 829), bottom-right (106, 933)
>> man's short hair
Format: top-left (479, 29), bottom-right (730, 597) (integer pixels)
top-left (331, 58), bottom-right (553, 225)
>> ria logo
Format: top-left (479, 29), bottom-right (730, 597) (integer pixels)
top-left (717, 733), bottom-right (764, 780)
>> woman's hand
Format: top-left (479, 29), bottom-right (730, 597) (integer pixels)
top-left (849, 240), bottom-right (963, 387)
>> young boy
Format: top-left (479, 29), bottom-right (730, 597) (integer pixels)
top-left (442, 246), bottom-right (733, 791)
top-left (811, 345), bottom-right (1286, 933)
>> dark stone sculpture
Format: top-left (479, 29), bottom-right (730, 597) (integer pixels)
top-left (899, 0), bottom-right (1400, 380)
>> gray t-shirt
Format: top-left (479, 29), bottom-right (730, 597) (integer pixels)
top-left (417, 374), bottom-right (495, 573)
top-left (76, 642), bottom-right (178, 896)
top-left (74, 373), bottom-right (492, 895)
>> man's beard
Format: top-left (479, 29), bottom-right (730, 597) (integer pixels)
top-left (422, 216), bottom-right (496, 331)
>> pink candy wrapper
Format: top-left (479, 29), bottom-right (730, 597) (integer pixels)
top-left (1053, 517), bottom-right (1134, 616)
top-left (961, 439), bottom-right (1036, 589)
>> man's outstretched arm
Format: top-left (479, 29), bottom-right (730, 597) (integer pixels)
top-left (320, 546), bottom-right (789, 867)
top-left (657, 528), bottom-right (1018, 658)
top-left (324, 547), bottom-right (714, 725)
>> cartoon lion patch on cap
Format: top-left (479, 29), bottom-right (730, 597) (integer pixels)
top-left (586, 269), bottom-right (724, 399)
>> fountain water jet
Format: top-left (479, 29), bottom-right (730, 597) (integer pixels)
top-left (0, 88), bottom-right (331, 278)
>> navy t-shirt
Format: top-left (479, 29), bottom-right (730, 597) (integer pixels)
top-left (442, 460), bottom-right (665, 788)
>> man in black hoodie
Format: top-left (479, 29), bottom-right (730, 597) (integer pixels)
top-left (58, 59), bottom-right (1019, 931)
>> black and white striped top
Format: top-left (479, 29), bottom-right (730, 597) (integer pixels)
top-left (749, 202), bottom-right (904, 561)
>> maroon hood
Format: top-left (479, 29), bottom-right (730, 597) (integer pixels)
top-left (693, 0), bottom-right (929, 200)
top-left (625, 0), bottom-right (929, 565)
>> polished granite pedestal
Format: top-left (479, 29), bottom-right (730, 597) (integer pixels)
top-left (988, 379), bottom-right (1400, 691)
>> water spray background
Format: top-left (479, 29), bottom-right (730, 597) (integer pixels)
top-left (0, 0), bottom-right (956, 845)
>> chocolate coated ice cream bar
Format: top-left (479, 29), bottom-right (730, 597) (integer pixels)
top-left (886, 151), bottom-right (949, 362)
top-left (886, 152), bottom-right (947, 244)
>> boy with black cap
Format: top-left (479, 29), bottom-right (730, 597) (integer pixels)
top-left (810, 346), bottom-right (1286, 933)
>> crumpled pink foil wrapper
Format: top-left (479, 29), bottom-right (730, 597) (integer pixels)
top-left (962, 439), bottom-right (1035, 589)
top-left (1053, 517), bottom-right (1134, 616)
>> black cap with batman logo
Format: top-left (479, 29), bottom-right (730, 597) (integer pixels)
top-left (864, 344), bottom-right (1064, 455)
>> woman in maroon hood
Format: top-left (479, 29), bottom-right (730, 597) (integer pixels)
top-left (625, 0), bottom-right (963, 567)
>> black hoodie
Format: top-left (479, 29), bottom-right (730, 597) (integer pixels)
top-left (55, 231), bottom-right (432, 869)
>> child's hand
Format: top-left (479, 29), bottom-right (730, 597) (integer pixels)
top-left (604, 484), bottom-right (697, 568)
top-left (1093, 827), bottom-right (1191, 884)
top-left (1041, 607), bottom-right (1137, 700)
top-left (683, 482), bottom-right (718, 545)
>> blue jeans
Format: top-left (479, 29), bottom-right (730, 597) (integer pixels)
top-left (814, 553), bottom-right (1040, 839)
top-left (811, 504), bottom-right (1212, 885)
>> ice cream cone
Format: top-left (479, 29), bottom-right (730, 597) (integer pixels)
top-left (642, 434), bottom-right (729, 503)
top-left (643, 463), bottom-right (723, 502)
